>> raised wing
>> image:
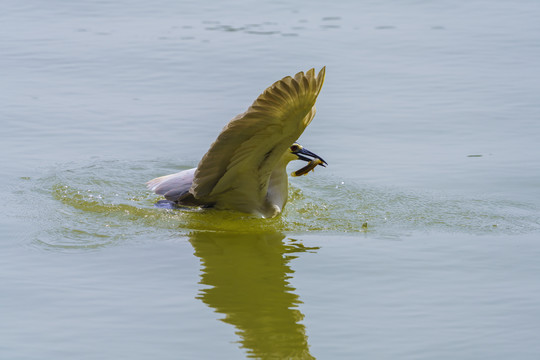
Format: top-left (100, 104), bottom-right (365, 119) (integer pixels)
top-left (190, 67), bottom-right (325, 211)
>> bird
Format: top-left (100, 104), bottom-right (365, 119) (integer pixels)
top-left (147, 67), bottom-right (327, 218)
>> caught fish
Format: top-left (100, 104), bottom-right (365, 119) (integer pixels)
top-left (292, 158), bottom-right (324, 177)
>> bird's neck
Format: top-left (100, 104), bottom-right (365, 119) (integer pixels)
top-left (263, 166), bottom-right (289, 217)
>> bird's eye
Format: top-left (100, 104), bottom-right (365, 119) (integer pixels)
top-left (290, 144), bottom-right (300, 152)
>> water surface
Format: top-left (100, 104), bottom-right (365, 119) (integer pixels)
top-left (2, 0), bottom-right (540, 359)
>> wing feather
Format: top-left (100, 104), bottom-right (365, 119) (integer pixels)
top-left (190, 67), bottom-right (326, 210)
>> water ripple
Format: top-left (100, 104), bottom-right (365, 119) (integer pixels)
top-left (14, 159), bottom-right (540, 251)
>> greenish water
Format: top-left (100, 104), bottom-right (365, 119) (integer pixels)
top-left (16, 160), bottom-right (540, 246)
top-left (2, 0), bottom-right (540, 359)
top-left (10, 158), bottom-right (538, 256)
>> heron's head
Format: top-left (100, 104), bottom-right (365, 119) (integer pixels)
top-left (288, 143), bottom-right (327, 177)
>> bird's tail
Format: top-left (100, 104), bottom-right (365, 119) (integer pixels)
top-left (146, 168), bottom-right (196, 202)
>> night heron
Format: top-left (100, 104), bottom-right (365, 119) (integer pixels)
top-left (147, 67), bottom-right (327, 218)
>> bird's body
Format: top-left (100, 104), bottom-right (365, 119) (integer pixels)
top-left (147, 68), bottom-right (327, 218)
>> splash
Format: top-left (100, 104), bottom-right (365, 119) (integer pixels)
top-left (15, 159), bottom-right (540, 250)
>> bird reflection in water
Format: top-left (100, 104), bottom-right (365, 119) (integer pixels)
top-left (189, 231), bottom-right (319, 359)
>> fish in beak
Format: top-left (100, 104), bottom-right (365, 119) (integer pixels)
top-left (290, 143), bottom-right (327, 177)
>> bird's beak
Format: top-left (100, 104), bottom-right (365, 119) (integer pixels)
top-left (296, 147), bottom-right (327, 167)
top-left (291, 147), bottom-right (327, 177)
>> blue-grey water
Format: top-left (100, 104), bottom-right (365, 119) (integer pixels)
top-left (2, 1), bottom-right (540, 359)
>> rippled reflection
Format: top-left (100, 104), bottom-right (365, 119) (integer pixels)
top-left (190, 231), bottom-right (319, 359)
